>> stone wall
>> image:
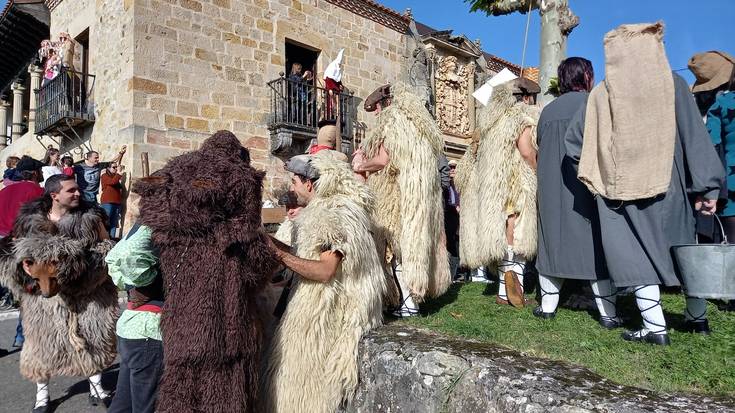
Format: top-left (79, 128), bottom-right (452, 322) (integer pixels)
top-left (342, 324), bottom-right (735, 413)
top-left (48, 0), bottom-right (135, 167)
top-left (130, 0), bottom-right (407, 194)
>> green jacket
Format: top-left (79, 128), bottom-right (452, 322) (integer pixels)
top-left (106, 224), bottom-right (162, 340)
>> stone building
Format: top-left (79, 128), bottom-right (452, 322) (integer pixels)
top-left (1, 0), bottom-right (411, 196)
top-left (0, 0), bottom-right (536, 222)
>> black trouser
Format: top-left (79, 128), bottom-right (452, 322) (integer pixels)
top-left (108, 336), bottom-right (163, 413)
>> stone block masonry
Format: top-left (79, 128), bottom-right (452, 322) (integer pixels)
top-left (341, 325), bottom-right (735, 413)
top-left (131, 0), bottom-right (409, 191)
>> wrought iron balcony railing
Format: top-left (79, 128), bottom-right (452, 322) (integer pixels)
top-left (267, 75), bottom-right (356, 141)
top-left (35, 68), bottom-right (95, 136)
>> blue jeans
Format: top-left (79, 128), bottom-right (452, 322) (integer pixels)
top-left (108, 337), bottom-right (163, 413)
top-left (101, 203), bottom-right (121, 238)
top-left (14, 316), bottom-right (23, 346)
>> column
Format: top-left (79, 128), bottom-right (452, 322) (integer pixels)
top-left (28, 65), bottom-right (43, 135)
top-left (0, 100), bottom-right (9, 150)
top-left (11, 82), bottom-right (25, 141)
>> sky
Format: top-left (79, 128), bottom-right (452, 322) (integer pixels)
top-left (381, 0), bottom-right (735, 85)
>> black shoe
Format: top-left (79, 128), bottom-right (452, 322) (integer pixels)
top-left (683, 319), bottom-right (711, 335)
top-left (88, 393), bottom-right (111, 407)
top-left (621, 330), bottom-right (671, 346)
top-left (532, 306), bottom-right (555, 319)
top-left (599, 316), bottom-right (622, 330)
top-left (31, 404), bottom-right (50, 413)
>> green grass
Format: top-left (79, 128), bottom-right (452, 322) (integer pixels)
top-left (399, 282), bottom-right (735, 396)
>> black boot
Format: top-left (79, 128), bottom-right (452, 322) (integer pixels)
top-left (532, 306), bottom-right (555, 319)
top-left (684, 319), bottom-right (711, 335)
top-left (598, 316), bottom-right (622, 330)
top-left (621, 330), bottom-right (670, 346)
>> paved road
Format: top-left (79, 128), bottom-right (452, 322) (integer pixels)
top-left (0, 312), bottom-right (119, 413)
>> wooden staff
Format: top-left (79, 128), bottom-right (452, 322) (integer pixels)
top-left (141, 152), bottom-right (150, 177)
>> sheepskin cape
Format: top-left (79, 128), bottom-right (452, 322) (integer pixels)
top-left (455, 85), bottom-right (540, 268)
top-left (579, 22), bottom-right (676, 200)
top-left (0, 199), bottom-right (117, 382)
top-left (135, 130), bottom-right (279, 413)
top-left (360, 82), bottom-right (450, 303)
top-left (264, 155), bottom-right (386, 413)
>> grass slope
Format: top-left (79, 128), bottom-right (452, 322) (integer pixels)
top-left (400, 282), bottom-right (735, 395)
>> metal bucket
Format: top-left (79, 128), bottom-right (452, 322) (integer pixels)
top-left (672, 215), bottom-right (735, 299)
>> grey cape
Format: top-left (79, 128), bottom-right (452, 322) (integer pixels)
top-left (564, 74), bottom-right (725, 287)
top-left (536, 91), bottom-right (607, 280)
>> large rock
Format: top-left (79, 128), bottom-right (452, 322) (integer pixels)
top-left (340, 324), bottom-right (734, 413)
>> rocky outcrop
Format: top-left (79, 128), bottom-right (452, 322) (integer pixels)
top-left (340, 324), bottom-right (734, 413)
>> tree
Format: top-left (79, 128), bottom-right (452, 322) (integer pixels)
top-left (466, 0), bottom-right (579, 105)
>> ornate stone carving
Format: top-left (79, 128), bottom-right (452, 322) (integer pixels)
top-left (435, 56), bottom-right (474, 137)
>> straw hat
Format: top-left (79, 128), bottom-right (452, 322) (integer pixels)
top-left (688, 51), bottom-right (735, 93)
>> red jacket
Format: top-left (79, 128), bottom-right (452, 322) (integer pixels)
top-left (0, 181), bottom-right (43, 236)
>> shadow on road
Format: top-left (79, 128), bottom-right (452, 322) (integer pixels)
top-left (48, 364), bottom-right (120, 412)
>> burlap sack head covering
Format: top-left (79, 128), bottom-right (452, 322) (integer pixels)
top-left (688, 51), bottom-right (735, 93)
top-left (578, 22), bottom-right (676, 201)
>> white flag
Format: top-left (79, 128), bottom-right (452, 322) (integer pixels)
top-left (472, 68), bottom-right (518, 106)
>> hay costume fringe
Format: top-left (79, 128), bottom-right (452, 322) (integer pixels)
top-left (0, 199), bottom-right (118, 382)
top-left (456, 85), bottom-right (540, 268)
top-left (264, 155), bottom-right (386, 413)
top-left (135, 130), bottom-right (279, 413)
top-left (360, 82), bottom-right (450, 302)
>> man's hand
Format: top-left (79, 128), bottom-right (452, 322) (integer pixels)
top-left (120, 145), bottom-right (127, 154)
top-left (695, 197), bottom-right (717, 216)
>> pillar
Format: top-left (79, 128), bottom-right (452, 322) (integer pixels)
top-left (28, 65), bottom-right (43, 135)
top-left (0, 100), bottom-right (9, 150)
top-left (11, 82), bottom-right (25, 141)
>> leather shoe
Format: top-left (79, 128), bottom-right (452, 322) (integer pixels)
top-left (683, 319), bottom-right (711, 335)
top-left (598, 316), bottom-right (622, 330)
top-left (532, 306), bottom-right (555, 319)
top-left (621, 330), bottom-right (670, 346)
top-left (504, 271), bottom-right (525, 308)
top-left (31, 404), bottom-right (50, 413)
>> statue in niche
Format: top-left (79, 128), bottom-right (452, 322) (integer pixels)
top-left (435, 56), bottom-right (474, 136)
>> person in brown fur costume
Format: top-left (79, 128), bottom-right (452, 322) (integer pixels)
top-left (0, 174), bottom-right (118, 412)
top-left (134, 130), bottom-right (279, 412)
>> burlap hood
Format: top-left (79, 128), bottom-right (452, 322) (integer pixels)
top-left (578, 22), bottom-right (676, 200)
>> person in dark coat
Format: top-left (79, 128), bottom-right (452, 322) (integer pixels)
top-left (534, 57), bottom-right (619, 327)
top-left (565, 27), bottom-right (725, 345)
top-left (135, 130), bottom-right (279, 412)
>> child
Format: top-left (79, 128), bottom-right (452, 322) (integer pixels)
top-left (61, 156), bottom-right (74, 177)
top-left (3, 156), bottom-right (21, 186)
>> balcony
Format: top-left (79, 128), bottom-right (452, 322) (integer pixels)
top-left (35, 68), bottom-right (95, 137)
top-left (267, 75), bottom-right (357, 158)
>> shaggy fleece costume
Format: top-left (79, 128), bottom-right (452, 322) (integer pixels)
top-left (360, 82), bottom-right (450, 303)
top-left (135, 130), bottom-right (278, 413)
top-left (264, 154), bottom-right (386, 413)
top-left (0, 199), bottom-right (117, 382)
top-left (455, 85), bottom-right (540, 268)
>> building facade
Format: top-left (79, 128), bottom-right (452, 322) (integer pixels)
top-left (0, 0), bottom-right (535, 224)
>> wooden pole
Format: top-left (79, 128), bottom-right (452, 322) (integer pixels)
top-left (141, 152), bottom-right (150, 177)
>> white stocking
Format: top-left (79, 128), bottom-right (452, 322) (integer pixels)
top-left (88, 373), bottom-right (108, 398)
top-left (392, 260), bottom-right (418, 315)
top-left (538, 275), bottom-right (562, 313)
top-left (633, 285), bottom-right (667, 335)
top-left (498, 247), bottom-right (525, 299)
top-left (591, 280), bottom-right (618, 320)
top-left (35, 381), bottom-right (49, 408)
top-left (685, 296), bottom-right (708, 322)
